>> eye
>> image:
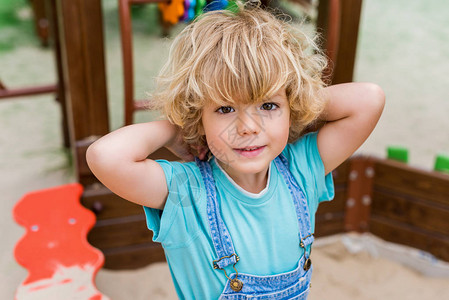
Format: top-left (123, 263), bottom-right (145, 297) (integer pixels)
top-left (216, 106), bottom-right (235, 114)
top-left (260, 102), bottom-right (278, 111)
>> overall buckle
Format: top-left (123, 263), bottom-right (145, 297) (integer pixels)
top-left (212, 254), bottom-right (243, 292)
top-left (300, 234), bottom-right (313, 271)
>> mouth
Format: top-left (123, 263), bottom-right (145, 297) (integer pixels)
top-left (233, 145), bottom-right (266, 158)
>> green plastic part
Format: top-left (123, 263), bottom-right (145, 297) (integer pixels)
top-left (434, 154), bottom-right (449, 173)
top-left (226, 1), bottom-right (239, 13)
top-left (387, 146), bottom-right (409, 163)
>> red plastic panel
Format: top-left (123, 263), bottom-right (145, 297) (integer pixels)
top-left (13, 183), bottom-right (109, 299)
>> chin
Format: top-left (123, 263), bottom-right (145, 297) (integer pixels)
top-left (231, 159), bottom-right (270, 175)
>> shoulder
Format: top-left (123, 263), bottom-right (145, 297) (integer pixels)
top-left (282, 131), bottom-right (321, 169)
top-left (156, 160), bottom-right (202, 182)
top-left (156, 160), bottom-right (204, 205)
top-left (143, 160), bottom-right (207, 246)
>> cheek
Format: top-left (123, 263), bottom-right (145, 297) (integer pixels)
top-left (202, 121), bottom-right (221, 148)
top-left (277, 115), bottom-right (291, 144)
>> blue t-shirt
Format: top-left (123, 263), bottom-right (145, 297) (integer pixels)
top-left (143, 132), bottom-right (334, 299)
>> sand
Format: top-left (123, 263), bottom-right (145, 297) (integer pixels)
top-left (1, 0), bottom-right (449, 299)
top-left (92, 233), bottom-right (449, 300)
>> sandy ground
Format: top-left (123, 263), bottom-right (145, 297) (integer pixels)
top-left (1, 0), bottom-right (449, 299)
top-left (92, 233), bottom-right (449, 300)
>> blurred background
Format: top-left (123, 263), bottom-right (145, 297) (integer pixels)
top-left (1, 0), bottom-right (448, 299)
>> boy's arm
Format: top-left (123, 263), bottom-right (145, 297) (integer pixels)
top-left (317, 82), bottom-right (385, 174)
top-left (86, 120), bottom-right (189, 210)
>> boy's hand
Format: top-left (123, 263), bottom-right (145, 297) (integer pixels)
top-left (166, 128), bottom-right (208, 161)
top-left (166, 130), bottom-right (194, 161)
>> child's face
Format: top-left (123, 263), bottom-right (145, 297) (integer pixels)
top-left (201, 88), bottom-right (291, 178)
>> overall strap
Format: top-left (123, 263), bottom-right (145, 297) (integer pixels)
top-left (273, 155), bottom-right (314, 249)
top-left (195, 158), bottom-right (238, 270)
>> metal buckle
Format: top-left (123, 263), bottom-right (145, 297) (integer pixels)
top-left (212, 253), bottom-right (239, 269)
top-left (299, 233), bottom-right (314, 248)
top-left (212, 254), bottom-right (243, 292)
top-left (299, 234), bottom-right (313, 271)
top-left (304, 257), bottom-right (312, 271)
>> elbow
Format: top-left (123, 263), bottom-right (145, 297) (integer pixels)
top-left (86, 144), bottom-right (96, 171)
top-left (364, 82), bottom-right (385, 117)
top-left (86, 139), bottom-right (123, 178)
top-left (86, 142), bottom-right (103, 173)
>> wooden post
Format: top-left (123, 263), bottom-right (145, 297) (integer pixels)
top-left (47, 0), bottom-right (70, 148)
top-left (344, 156), bottom-right (374, 232)
top-left (55, 0), bottom-right (109, 185)
top-left (55, 0), bottom-right (172, 269)
top-left (31, 0), bottom-right (50, 46)
top-left (317, 0), bottom-right (363, 84)
top-left (315, 160), bottom-right (350, 237)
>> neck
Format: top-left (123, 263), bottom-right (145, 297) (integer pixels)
top-left (217, 160), bottom-right (269, 194)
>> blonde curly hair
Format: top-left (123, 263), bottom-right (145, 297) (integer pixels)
top-left (150, 1), bottom-right (328, 150)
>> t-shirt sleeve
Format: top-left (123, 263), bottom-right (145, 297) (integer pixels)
top-left (142, 160), bottom-right (204, 248)
top-left (283, 131), bottom-right (335, 212)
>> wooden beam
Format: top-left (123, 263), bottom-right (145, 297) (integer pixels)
top-left (56, 0), bottom-right (109, 141)
top-left (81, 186), bottom-right (165, 269)
top-left (373, 159), bottom-right (449, 206)
top-left (317, 0), bottom-right (363, 84)
top-left (370, 158), bottom-right (449, 262)
top-left (370, 215), bottom-right (449, 262)
top-left (0, 85), bottom-right (57, 99)
top-left (31, 0), bottom-right (50, 46)
top-left (47, 0), bottom-right (71, 148)
top-left (102, 243), bottom-right (165, 270)
top-left (344, 156), bottom-right (374, 232)
top-left (372, 190), bottom-right (449, 236)
top-left (315, 160), bottom-right (349, 237)
top-left (56, 0), bottom-right (110, 185)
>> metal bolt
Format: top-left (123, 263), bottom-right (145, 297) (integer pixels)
top-left (349, 170), bottom-right (358, 181)
top-left (347, 198), bottom-right (356, 208)
top-left (365, 167), bottom-right (375, 178)
top-left (362, 195), bottom-right (371, 206)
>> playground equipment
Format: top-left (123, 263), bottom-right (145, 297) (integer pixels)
top-left (387, 146), bottom-right (449, 174)
top-left (0, 0), bottom-right (70, 147)
top-left (119, 0), bottom-right (172, 126)
top-left (435, 154), bottom-right (449, 173)
top-left (387, 145), bottom-right (409, 163)
top-left (13, 184), bottom-right (108, 299)
top-left (319, 156), bottom-right (449, 262)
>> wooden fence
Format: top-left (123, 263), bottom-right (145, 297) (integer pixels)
top-left (316, 156), bottom-right (449, 263)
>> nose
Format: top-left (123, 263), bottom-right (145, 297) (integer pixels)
top-left (236, 110), bottom-right (261, 136)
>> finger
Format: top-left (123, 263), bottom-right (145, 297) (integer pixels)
top-left (199, 148), bottom-right (208, 161)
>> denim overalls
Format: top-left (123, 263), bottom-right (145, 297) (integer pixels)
top-left (195, 154), bottom-right (314, 300)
